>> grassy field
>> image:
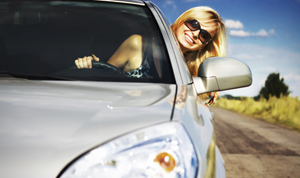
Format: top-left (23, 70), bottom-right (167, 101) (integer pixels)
top-left (214, 95), bottom-right (300, 132)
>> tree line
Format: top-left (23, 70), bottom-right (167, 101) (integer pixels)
top-left (222, 73), bottom-right (291, 100)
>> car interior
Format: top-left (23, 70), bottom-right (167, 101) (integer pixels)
top-left (0, 1), bottom-right (175, 83)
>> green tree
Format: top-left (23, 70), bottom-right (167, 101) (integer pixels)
top-left (222, 94), bottom-right (246, 100)
top-left (255, 73), bottom-right (290, 100)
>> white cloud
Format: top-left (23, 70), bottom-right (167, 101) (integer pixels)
top-left (163, 0), bottom-right (177, 10)
top-left (230, 44), bottom-right (300, 65)
top-left (259, 66), bottom-right (278, 73)
top-left (283, 73), bottom-right (300, 81)
top-left (225, 19), bottom-right (244, 29)
top-left (230, 30), bottom-right (251, 37)
top-left (268, 29), bottom-right (276, 36)
top-left (226, 44), bottom-right (300, 97)
top-left (229, 29), bottom-right (276, 37)
top-left (256, 29), bottom-right (269, 37)
top-left (225, 19), bottom-right (276, 38)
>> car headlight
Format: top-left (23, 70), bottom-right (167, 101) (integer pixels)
top-left (59, 122), bottom-right (198, 178)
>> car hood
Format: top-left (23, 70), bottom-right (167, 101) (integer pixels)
top-left (0, 79), bottom-right (176, 178)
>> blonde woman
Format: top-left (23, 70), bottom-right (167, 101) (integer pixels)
top-left (171, 6), bottom-right (229, 104)
top-left (75, 6), bottom-right (229, 104)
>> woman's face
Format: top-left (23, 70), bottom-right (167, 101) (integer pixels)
top-left (175, 19), bottom-right (218, 53)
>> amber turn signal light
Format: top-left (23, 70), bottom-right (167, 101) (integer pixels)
top-left (154, 152), bottom-right (176, 172)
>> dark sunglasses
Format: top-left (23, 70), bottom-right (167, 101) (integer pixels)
top-left (184, 19), bottom-right (212, 45)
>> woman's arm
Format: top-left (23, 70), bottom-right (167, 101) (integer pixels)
top-left (74, 34), bottom-right (143, 72)
top-left (107, 34), bottom-right (142, 72)
top-left (207, 91), bottom-right (219, 105)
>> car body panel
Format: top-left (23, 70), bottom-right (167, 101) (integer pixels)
top-left (171, 84), bottom-right (218, 178)
top-left (0, 0), bottom-right (242, 177)
top-left (0, 79), bottom-right (176, 178)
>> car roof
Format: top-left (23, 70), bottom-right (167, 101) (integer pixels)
top-left (5, 0), bottom-right (146, 6)
top-left (96, 0), bottom-right (145, 5)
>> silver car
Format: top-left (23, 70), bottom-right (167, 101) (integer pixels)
top-left (0, 0), bottom-right (252, 178)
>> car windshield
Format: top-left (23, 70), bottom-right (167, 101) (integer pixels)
top-left (0, 1), bottom-right (175, 83)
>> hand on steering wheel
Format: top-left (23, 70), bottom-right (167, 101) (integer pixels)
top-left (75, 54), bottom-right (100, 69)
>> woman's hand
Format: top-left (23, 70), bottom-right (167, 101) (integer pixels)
top-left (207, 91), bottom-right (219, 105)
top-left (75, 54), bottom-right (99, 69)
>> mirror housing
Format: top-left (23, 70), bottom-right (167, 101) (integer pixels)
top-left (193, 57), bottom-right (252, 95)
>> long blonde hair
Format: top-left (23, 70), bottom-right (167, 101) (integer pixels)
top-left (171, 6), bottom-right (229, 76)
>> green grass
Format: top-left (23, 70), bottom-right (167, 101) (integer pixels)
top-left (214, 95), bottom-right (300, 132)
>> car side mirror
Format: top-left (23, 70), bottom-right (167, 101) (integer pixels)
top-left (193, 57), bottom-right (252, 95)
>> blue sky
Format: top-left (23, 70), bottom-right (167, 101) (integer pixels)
top-left (150, 0), bottom-right (300, 97)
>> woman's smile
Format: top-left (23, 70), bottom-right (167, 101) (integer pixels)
top-left (185, 33), bottom-right (195, 44)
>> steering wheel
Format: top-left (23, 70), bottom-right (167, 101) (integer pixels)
top-left (91, 61), bottom-right (128, 75)
top-left (51, 61), bottom-right (131, 79)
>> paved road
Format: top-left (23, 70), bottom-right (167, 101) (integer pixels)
top-left (210, 107), bottom-right (300, 178)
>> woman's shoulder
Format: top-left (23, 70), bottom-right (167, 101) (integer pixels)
top-left (124, 34), bottom-right (142, 50)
